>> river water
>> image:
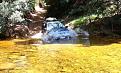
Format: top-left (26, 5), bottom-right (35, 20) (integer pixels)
top-left (0, 18), bottom-right (121, 73)
top-left (0, 37), bottom-right (121, 73)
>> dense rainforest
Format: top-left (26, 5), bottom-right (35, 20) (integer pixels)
top-left (0, 0), bottom-right (121, 39)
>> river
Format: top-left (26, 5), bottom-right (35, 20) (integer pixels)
top-left (0, 37), bottom-right (121, 73)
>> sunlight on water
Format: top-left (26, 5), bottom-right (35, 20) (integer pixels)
top-left (0, 38), bottom-right (121, 73)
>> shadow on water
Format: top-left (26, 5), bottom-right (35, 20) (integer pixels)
top-left (15, 36), bottom-right (121, 47)
top-left (89, 36), bottom-right (121, 46)
top-left (15, 39), bottom-right (43, 45)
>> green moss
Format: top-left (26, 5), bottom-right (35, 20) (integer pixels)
top-left (68, 14), bottom-right (102, 27)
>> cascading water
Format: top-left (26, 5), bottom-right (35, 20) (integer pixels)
top-left (41, 17), bottom-right (78, 44)
top-left (31, 17), bottom-right (90, 46)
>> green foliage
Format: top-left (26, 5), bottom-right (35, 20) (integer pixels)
top-left (67, 0), bottom-right (121, 29)
top-left (0, 0), bottom-right (34, 23)
top-left (0, 0), bottom-right (35, 34)
top-left (70, 17), bottom-right (87, 27)
top-left (0, 1), bottom-right (11, 18)
top-left (0, 15), bottom-right (7, 33)
top-left (68, 0), bottom-right (118, 16)
top-left (9, 11), bottom-right (25, 23)
top-left (44, 0), bottom-right (121, 18)
top-left (28, 0), bottom-right (35, 10)
top-left (69, 14), bottom-right (102, 27)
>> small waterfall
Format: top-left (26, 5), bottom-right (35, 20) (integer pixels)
top-left (31, 17), bottom-right (90, 46)
top-left (42, 17), bottom-right (78, 43)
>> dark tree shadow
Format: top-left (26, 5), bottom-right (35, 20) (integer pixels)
top-left (89, 36), bottom-right (121, 46)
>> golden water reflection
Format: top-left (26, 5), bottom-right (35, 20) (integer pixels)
top-left (0, 38), bottom-right (121, 73)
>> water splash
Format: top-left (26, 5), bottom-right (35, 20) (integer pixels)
top-left (41, 17), bottom-right (78, 43)
top-left (31, 17), bottom-right (90, 45)
top-left (31, 31), bottom-right (43, 39)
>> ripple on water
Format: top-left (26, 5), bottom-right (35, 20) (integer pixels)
top-left (0, 37), bottom-right (121, 73)
top-left (0, 63), bottom-right (16, 71)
